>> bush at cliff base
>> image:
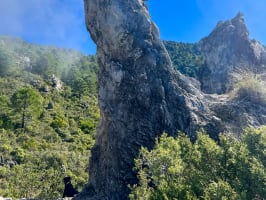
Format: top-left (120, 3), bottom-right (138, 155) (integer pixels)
top-left (130, 127), bottom-right (266, 200)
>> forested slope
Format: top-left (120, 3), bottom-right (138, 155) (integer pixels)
top-left (0, 36), bottom-right (99, 199)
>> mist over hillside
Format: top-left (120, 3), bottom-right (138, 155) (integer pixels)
top-left (0, 35), bottom-right (99, 199)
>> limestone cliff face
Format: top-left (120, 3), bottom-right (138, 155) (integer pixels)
top-left (75, 2), bottom-right (266, 199)
top-left (75, 0), bottom-right (219, 199)
top-left (198, 12), bottom-right (266, 94)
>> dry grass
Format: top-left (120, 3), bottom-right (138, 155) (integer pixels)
top-left (230, 75), bottom-right (266, 105)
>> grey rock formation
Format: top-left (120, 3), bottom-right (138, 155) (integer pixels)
top-left (75, 0), bottom-right (219, 199)
top-left (75, 1), bottom-right (266, 199)
top-left (0, 156), bottom-right (17, 168)
top-left (198, 12), bottom-right (266, 94)
top-left (51, 74), bottom-right (63, 91)
top-left (210, 94), bottom-right (266, 136)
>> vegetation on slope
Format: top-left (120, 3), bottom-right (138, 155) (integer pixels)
top-left (163, 41), bottom-right (205, 78)
top-left (0, 36), bottom-right (82, 78)
top-left (130, 127), bottom-right (266, 200)
top-left (0, 36), bottom-right (99, 199)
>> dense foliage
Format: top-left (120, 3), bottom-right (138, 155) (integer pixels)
top-left (163, 41), bottom-right (205, 78)
top-left (0, 36), bottom-right (99, 199)
top-left (130, 128), bottom-right (266, 200)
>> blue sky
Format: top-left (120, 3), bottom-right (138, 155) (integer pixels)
top-left (0, 0), bottom-right (265, 55)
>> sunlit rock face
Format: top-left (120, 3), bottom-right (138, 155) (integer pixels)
top-left (74, 1), bottom-right (266, 199)
top-left (198, 12), bottom-right (266, 94)
top-left (75, 0), bottom-right (218, 199)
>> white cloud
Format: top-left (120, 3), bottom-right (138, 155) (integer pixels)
top-left (0, 0), bottom-right (95, 54)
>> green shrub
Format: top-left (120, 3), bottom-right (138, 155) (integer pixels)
top-left (130, 128), bottom-right (266, 200)
top-left (79, 119), bottom-right (96, 134)
top-left (203, 180), bottom-right (240, 200)
top-left (10, 147), bottom-right (25, 164)
top-left (51, 116), bottom-right (68, 129)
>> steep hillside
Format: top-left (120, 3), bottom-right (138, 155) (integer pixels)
top-left (0, 36), bottom-right (83, 78)
top-left (0, 36), bottom-right (99, 199)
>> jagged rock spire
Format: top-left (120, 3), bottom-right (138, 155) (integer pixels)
top-left (199, 12), bottom-right (265, 94)
top-left (75, 2), bottom-right (266, 198)
top-left (75, 0), bottom-right (218, 199)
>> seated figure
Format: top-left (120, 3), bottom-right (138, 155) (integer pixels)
top-left (62, 176), bottom-right (79, 198)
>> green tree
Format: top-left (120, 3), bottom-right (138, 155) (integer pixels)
top-left (0, 95), bottom-right (13, 129)
top-left (203, 180), bottom-right (240, 200)
top-left (63, 55), bottom-right (98, 98)
top-left (11, 88), bottom-right (43, 131)
top-left (130, 133), bottom-right (196, 200)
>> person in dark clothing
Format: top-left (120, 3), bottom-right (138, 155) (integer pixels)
top-left (62, 176), bottom-right (79, 198)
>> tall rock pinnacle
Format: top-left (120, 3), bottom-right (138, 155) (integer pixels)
top-left (199, 12), bottom-right (266, 94)
top-left (75, 0), bottom-right (216, 199)
top-left (75, 1), bottom-right (266, 199)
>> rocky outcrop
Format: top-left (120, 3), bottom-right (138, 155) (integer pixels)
top-left (75, 1), bottom-right (266, 199)
top-left (210, 95), bottom-right (266, 136)
top-left (51, 74), bottom-right (63, 91)
top-left (0, 155), bottom-right (17, 168)
top-left (198, 12), bottom-right (266, 94)
top-left (75, 0), bottom-right (221, 199)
